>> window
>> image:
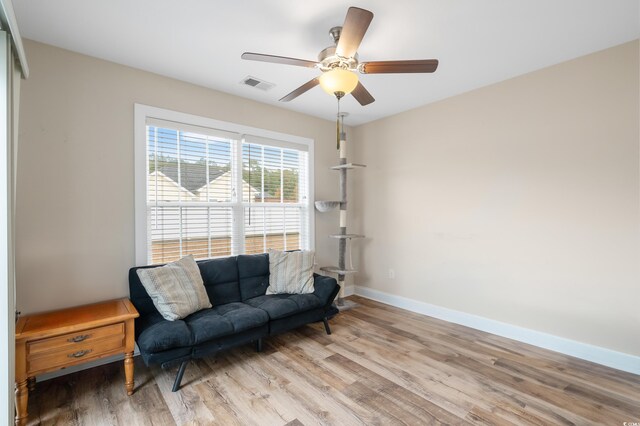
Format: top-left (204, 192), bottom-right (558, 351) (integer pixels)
top-left (135, 105), bottom-right (314, 265)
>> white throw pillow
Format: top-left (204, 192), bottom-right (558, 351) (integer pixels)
top-left (136, 255), bottom-right (212, 321)
top-left (266, 249), bottom-right (315, 295)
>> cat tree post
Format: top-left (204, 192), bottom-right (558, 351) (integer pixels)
top-left (317, 112), bottom-right (365, 307)
top-left (338, 127), bottom-right (347, 299)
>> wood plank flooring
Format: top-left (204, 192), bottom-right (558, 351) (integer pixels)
top-left (26, 296), bottom-right (640, 425)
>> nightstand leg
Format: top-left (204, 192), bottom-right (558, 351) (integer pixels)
top-left (15, 379), bottom-right (28, 426)
top-left (27, 377), bottom-right (36, 392)
top-left (124, 352), bottom-right (135, 395)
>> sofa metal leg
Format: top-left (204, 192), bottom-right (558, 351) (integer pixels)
top-left (256, 338), bottom-right (263, 353)
top-left (322, 317), bottom-right (332, 335)
top-left (172, 361), bottom-right (188, 392)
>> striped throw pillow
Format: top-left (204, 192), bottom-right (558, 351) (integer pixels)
top-left (266, 249), bottom-right (315, 295)
top-left (136, 255), bottom-right (212, 321)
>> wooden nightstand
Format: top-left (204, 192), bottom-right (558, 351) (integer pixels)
top-left (14, 298), bottom-right (139, 426)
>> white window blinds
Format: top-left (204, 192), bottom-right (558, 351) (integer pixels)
top-left (241, 139), bottom-right (309, 255)
top-left (143, 116), bottom-right (311, 264)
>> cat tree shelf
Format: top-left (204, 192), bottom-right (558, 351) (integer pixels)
top-left (330, 163), bottom-right (366, 170)
top-left (320, 266), bottom-right (358, 275)
top-left (328, 234), bottom-right (364, 239)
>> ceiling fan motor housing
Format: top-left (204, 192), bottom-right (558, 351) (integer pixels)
top-left (318, 44), bottom-right (359, 72)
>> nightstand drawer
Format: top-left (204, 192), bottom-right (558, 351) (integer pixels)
top-left (27, 335), bottom-right (125, 373)
top-left (27, 323), bottom-right (124, 356)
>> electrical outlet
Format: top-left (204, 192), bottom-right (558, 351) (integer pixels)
top-left (388, 269), bottom-right (395, 279)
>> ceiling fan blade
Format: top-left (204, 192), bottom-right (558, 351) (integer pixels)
top-left (361, 59), bottom-right (439, 74)
top-left (279, 77), bottom-right (320, 102)
top-left (241, 52), bottom-right (318, 68)
top-left (351, 82), bottom-right (375, 106)
top-left (336, 7), bottom-right (374, 58)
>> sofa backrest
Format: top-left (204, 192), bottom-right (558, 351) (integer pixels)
top-left (237, 253), bottom-right (270, 301)
top-left (198, 256), bottom-right (242, 305)
top-left (128, 264), bottom-right (159, 316)
top-left (128, 255), bottom-right (245, 316)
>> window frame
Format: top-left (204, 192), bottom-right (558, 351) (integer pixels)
top-left (134, 104), bottom-right (315, 265)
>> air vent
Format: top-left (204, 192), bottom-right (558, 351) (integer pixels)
top-left (240, 76), bottom-right (275, 91)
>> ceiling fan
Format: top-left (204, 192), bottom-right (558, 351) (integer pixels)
top-left (241, 6), bottom-right (439, 106)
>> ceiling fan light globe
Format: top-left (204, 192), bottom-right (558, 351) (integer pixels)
top-left (319, 68), bottom-right (358, 97)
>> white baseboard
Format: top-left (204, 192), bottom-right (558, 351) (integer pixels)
top-left (36, 346), bottom-right (140, 383)
top-left (352, 285), bottom-right (640, 376)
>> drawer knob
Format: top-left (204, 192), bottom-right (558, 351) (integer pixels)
top-left (68, 349), bottom-right (92, 358)
top-left (68, 334), bottom-right (90, 343)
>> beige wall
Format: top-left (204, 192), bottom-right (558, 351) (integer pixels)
top-left (17, 38), bottom-right (640, 357)
top-left (17, 40), bottom-right (343, 314)
top-left (351, 40), bottom-right (640, 356)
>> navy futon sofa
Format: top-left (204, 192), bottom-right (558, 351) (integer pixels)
top-left (129, 253), bottom-right (339, 391)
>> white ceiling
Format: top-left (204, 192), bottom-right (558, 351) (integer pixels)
top-left (13, 0), bottom-right (640, 126)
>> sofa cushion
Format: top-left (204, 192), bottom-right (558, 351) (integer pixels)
top-left (136, 255), bottom-right (212, 321)
top-left (198, 257), bottom-right (242, 306)
top-left (137, 313), bottom-right (193, 353)
top-left (184, 303), bottom-right (269, 345)
top-left (245, 293), bottom-right (322, 320)
top-left (237, 253), bottom-right (270, 300)
top-left (267, 249), bottom-right (315, 295)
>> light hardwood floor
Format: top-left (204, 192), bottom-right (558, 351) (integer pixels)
top-left (26, 296), bottom-right (640, 425)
